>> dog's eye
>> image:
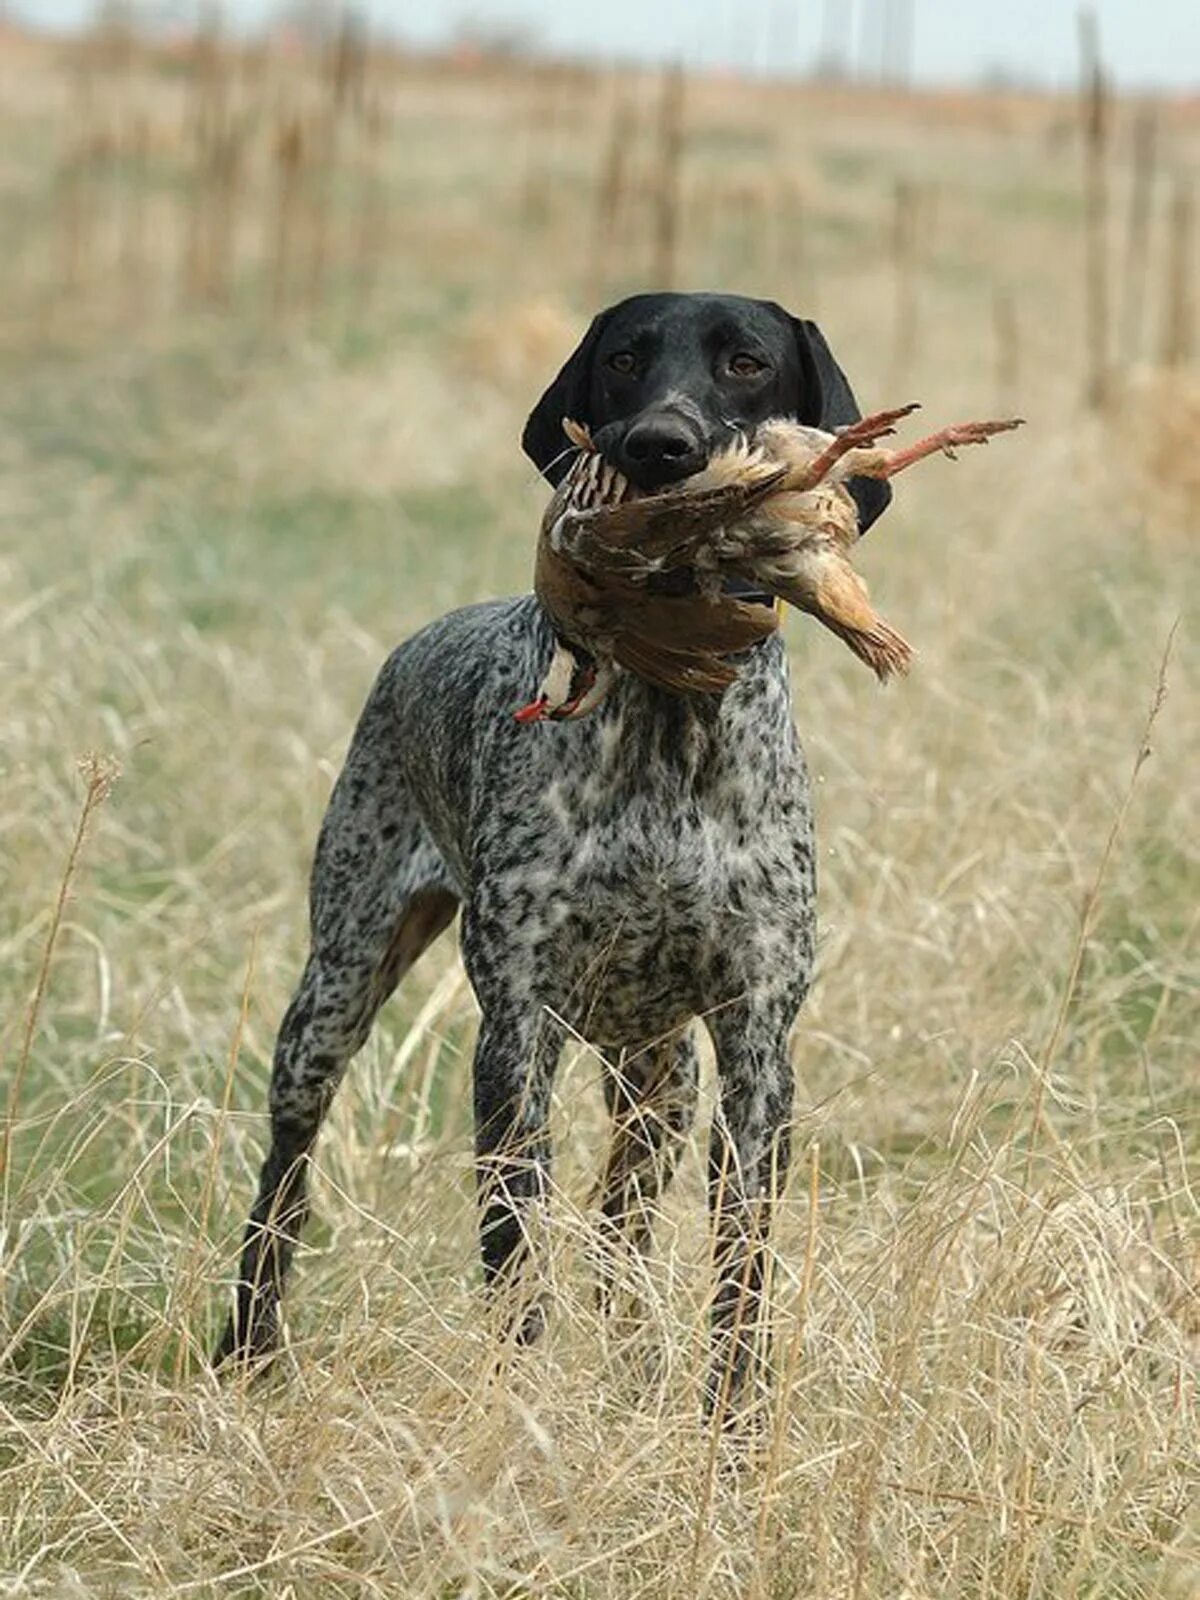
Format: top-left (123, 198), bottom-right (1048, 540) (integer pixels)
top-left (607, 351), bottom-right (638, 377)
top-left (727, 352), bottom-right (767, 379)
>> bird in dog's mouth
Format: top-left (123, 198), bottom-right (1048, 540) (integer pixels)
top-left (515, 407), bottom-right (1023, 724)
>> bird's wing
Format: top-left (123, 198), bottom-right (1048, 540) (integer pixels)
top-left (618, 592), bottom-right (780, 653)
top-left (607, 591), bottom-right (779, 695)
top-left (620, 636), bottom-right (742, 694)
top-left (611, 634), bottom-right (742, 695)
top-left (551, 463), bottom-right (789, 573)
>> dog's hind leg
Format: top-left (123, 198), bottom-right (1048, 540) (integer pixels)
top-left (591, 1031), bottom-right (699, 1313)
top-left (214, 716), bottom-right (458, 1370)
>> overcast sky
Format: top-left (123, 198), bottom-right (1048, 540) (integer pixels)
top-left (13, 1), bottom-right (1200, 91)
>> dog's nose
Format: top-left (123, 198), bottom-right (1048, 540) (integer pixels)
top-left (618, 416), bottom-right (706, 488)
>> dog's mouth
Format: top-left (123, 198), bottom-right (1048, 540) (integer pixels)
top-left (586, 413), bottom-right (718, 497)
top-left (563, 421), bottom-right (713, 504)
top-left (576, 413), bottom-right (759, 499)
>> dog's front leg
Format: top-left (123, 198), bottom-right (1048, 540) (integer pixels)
top-left (472, 1008), bottom-right (561, 1346)
top-left (702, 1001), bottom-right (797, 1421)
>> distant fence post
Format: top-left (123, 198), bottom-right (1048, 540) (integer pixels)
top-left (590, 83), bottom-right (633, 302)
top-left (1160, 179), bottom-right (1195, 370)
top-left (1119, 105), bottom-right (1157, 366)
top-left (889, 177), bottom-right (921, 389)
top-left (1078, 6), bottom-right (1111, 409)
top-left (652, 67), bottom-right (685, 289)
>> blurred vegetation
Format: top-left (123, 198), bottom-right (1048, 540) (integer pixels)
top-left (0, 14), bottom-right (1196, 1599)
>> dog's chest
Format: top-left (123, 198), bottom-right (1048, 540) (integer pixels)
top-left (489, 701), bottom-right (816, 1036)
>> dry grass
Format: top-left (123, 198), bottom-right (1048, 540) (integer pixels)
top-left (1, 28), bottom-right (1197, 1600)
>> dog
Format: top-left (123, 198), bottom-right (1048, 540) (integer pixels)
top-left (214, 292), bottom-right (891, 1410)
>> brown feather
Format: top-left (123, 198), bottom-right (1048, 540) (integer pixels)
top-left (767, 554), bottom-right (912, 682)
top-left (614, 591), bottom-right (779, 654)
top-left (819, 614), bottom-right (913, 682)
top-left (551, 466), bottom-right (787, 570)
top-left (611, 633), bottom-right (742, 695)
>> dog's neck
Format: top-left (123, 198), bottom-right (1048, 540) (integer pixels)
top-left (599, 630), bottom-right (794, 768)
top-left (531, 589), bottom-right (786, 722)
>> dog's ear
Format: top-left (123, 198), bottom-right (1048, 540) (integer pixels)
top-left (788, 315), bottom-right (892, 536)
top-left (522, 309), bottom-right (612, 485)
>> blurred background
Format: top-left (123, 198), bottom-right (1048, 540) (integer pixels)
top-left (1, 1), bottom-right (1196, 378)
top-left (1, 6), bottom-right (1197, 1593)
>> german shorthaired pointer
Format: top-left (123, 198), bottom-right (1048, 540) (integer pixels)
top-left (215, 292), bottom-right (891, 1410)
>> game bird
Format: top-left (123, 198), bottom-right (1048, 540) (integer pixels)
top-left (516, 408), bottom-right (1023, 722)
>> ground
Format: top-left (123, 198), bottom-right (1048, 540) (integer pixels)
top-left (0, 30), bottom-right (1197, 1599)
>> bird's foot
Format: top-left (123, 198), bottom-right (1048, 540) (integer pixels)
top-left (513, 694), bottom-right (551, 724)
top-left (797, 403), bottom-right (922, 487)
top-left (875, 415), bottom-right (1025, 477)
top-left (834, 403), bottom-right (923, 448)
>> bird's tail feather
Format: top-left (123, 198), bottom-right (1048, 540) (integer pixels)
top-left (823, 613), bottom-right (913, 682)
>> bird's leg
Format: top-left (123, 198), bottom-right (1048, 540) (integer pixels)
top-left (849, 417), bottom-right (1025, 480)
top-left (791, 404), bottom-right (921, 489)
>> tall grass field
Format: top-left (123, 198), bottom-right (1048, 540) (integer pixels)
top-left (0, 22), bottom-right (1196, 1598)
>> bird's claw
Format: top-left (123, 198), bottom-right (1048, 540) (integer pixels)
top-left (834, 403), bottom-right (922, 449)
top-left (936, 417), bottom-right (1025, 455)
top-left (872, 414), bottom-right (1025, 478)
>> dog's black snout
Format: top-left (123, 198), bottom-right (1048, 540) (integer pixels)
top-left (625, 423), bottom-right (694, 463)
top-left (618, 415), bottom-right (706, 487)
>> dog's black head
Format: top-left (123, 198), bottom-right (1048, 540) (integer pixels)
top-left (523, 292), bottom-right (891, 535)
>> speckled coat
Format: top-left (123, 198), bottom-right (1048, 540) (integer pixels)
top-left (213, 290), bottom-right (890, 1409)
top-left (215, 594), bottom-right (816, 1407)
